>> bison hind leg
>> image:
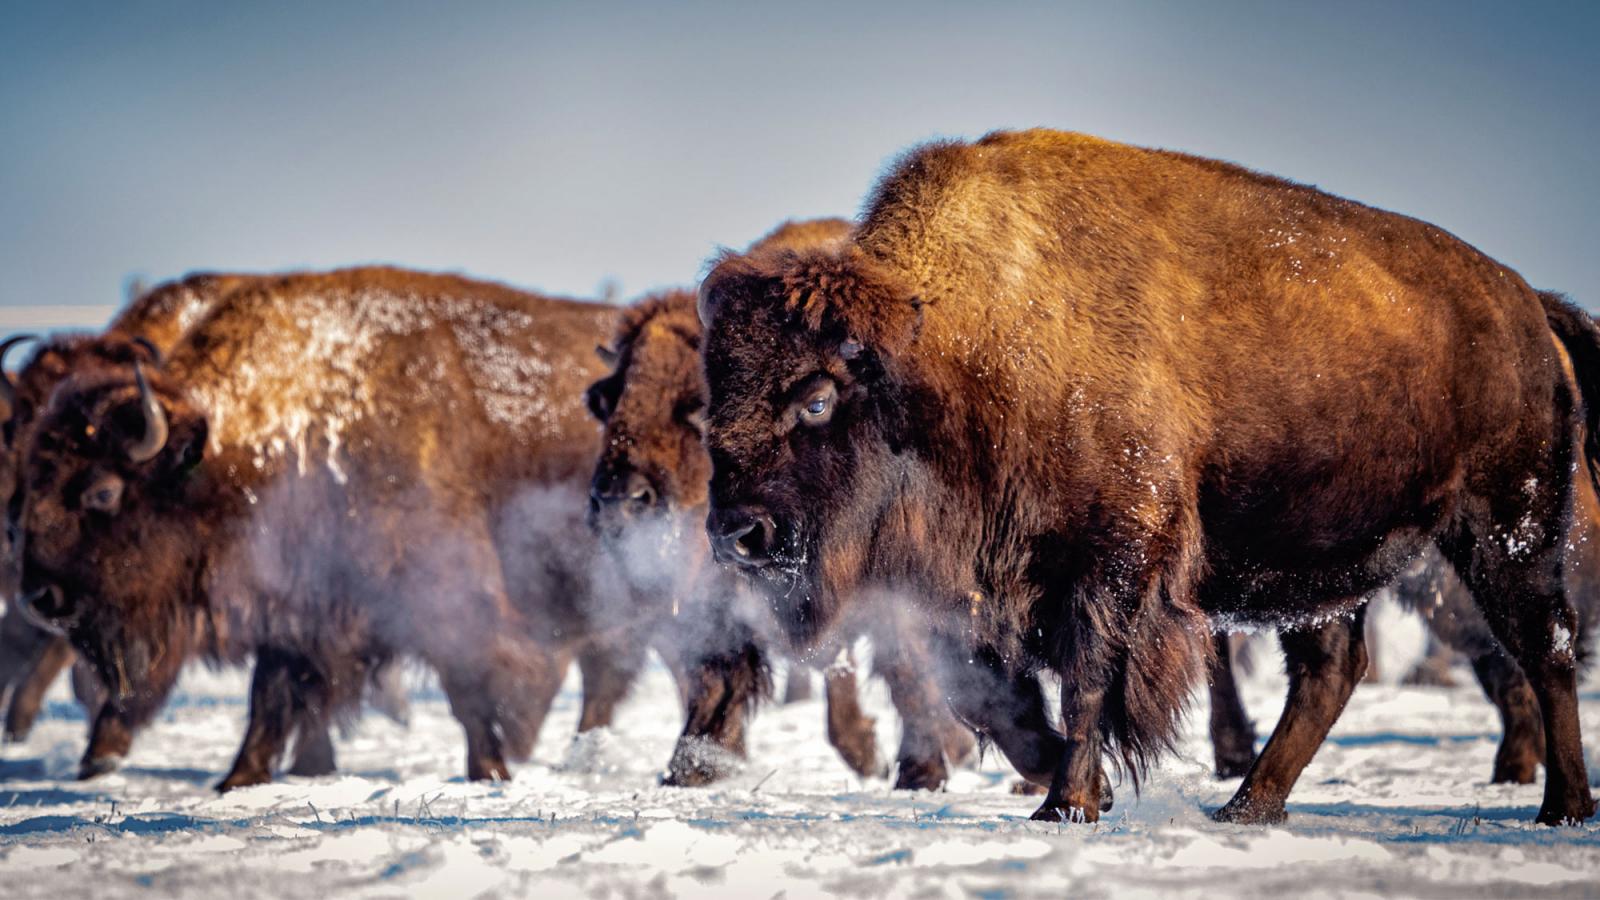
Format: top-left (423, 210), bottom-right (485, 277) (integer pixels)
top-left (1213, 608), bottom-right (1367, 825)
top-left (1207, 631), bottom-right (1257, 779)
top-left (1439, 511), bottom-right (1597, 825)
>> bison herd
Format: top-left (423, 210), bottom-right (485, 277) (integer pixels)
top-left (0, 128), bottom-right (1594, 828)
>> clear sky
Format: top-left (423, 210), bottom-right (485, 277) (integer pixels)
top-left (1, 0), bottom-right (1596, 337)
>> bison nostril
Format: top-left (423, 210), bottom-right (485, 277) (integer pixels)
top-left (712, 509), bottom-right (776, 568)
top-left (628, 484), bottom-right (656, 510)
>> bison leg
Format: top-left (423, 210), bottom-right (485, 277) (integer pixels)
top-left (216, 650), bottom-right (301, 791)
top-left (576, 641), bottom-right (647, 732)
top-left (782, 664), bottom-right (815, 703)
top-left (875, 628), bottom-right (972, 791)
top-left (1468, 649), bottom-right (1543, 784)
top-left (440, 641), bottom-right (568, 783)
top-left (286, 713), bottom-right (337, 778)
top-left (1214, 609), bottom-right (1367, 825)
top-left (69, 656), bottom-right (108, 721)
top-left (1207, 631), bottom-right (1257, 779)
top-left (1441, 538), bottom-right (1596, 825)
top-left (939, 645), bottom-right (1066, 790)
top-left (5, 636), bottom-right (75, 742)
top-left (663, 638), bottom-right (768, 787)
top-left (823, 650), bottom-right (886, 779)
top-left (78, 700), bottom-right (137, 779)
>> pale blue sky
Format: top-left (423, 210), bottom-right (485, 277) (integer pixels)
top-left (2, 1), bottom-right (1596, 337)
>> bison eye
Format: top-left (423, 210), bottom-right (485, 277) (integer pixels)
top-left (797, 381), bottom-right (837, 427)
top-left (584, 383), bottom-right (614, 422)
top-left (81, 474), bottom-right (124, 515)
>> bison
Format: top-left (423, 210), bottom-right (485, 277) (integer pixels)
top-left (0, 274), bottom-right (260, 764)
top-left (695, 128), bottom-right (1597, 826)
top-left (586, 217), bottom-right (975, 789)
top-left (13, 267), bottom-right (641, 788)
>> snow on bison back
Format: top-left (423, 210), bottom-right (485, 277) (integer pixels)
top-left (696, 127), bottom-right (1599, 827)
top-left (13, 266), bottom-right (626, 790)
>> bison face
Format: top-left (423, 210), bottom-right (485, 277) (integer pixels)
top-left (585, 302), bottom-right (712, 588)
top-left (1, 335), bottom-right (163, 607)
top-left (16, 364), bottom-right (207, 718)
top-left (696, 247), bottom-right (922, 648)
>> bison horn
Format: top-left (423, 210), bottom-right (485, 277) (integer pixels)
top-left (126, 361), bottom-right (169, 463)
top-left (0, 333), bottom-right (39, 420)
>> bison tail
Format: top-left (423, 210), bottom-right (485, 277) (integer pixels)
top-left (1539, 290), bottom-right (1600, 496)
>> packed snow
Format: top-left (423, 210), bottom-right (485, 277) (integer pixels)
top-left (0, 629), bottom-right (1596, 899)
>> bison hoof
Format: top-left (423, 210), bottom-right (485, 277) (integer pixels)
top-left (1212, 797), bottom-right (1287, 825)
top-left (1214, 753), bottom-right (1255, 780)
top-left (77, 754), bottom-right (124, 781)
top-left (663, 737), bottom-right (742, 787)
top-left (1489, 755), bottom-right (1540, 785)
top-left (214, 770), bottom-right (271, 793)
top-left (467, 759), bottom-right (511, 783)
top-left (1029, 802), bottom-right (1099, 824)
top-left (1535, 794), bottom-right (1597, 827)
top-left (892, 756), bottom-right (949, 792)
top-left (288, 756), bottom-right (337, 778)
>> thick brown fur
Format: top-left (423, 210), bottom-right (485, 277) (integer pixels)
top-left (698, 129), bottom-right (1596, 825)
top-left (13, 266), bottom-right (623, 789)
top-left (588, 218), bottom-right (975, 789)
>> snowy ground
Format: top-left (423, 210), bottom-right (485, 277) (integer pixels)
top-left (1, 635), bottom-right (1597, 899)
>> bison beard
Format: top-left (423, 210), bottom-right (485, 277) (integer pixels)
top-left (697, 129), bottom-right (1597, 826)
top-left (11, 267), bottom-right (650, 789)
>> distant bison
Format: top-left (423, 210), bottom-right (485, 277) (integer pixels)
top-left (0, 274), bottom-right (259, 765)
top-left (697, 129), bottom-right (1596, 826)
top-left (586, 218), bottom-right (974, 789)
top-left (13, 267), bottom-right (634, 788)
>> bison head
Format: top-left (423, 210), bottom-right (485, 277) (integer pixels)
top-left (697, 244), bottom-right (924, 647)
top-left (14, 359), bottom-right (208, 723)
top-left (1, 335), bottom-right (161, 605)
top-left (585, 291), bottom-right (711, 584)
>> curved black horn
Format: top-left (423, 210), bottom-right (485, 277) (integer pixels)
top-left (126, 362), bottom-right (169, 463)
top-left (0, 333), bottom-right (39, 419)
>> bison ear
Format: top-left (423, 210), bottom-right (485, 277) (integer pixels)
top-left (175, 417), bottom-right (208, 472)
top-left (594, 344), bottom-right (619, 368)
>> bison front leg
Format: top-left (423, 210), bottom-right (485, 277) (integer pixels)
top-left (5, 636), bottom-right (76, 742)
top-left (663, 633), bottom-right (769, 787)
top-left (79, 699), bottom-right (137, 779)
top-left (286, 713), bottom-right (337, 778)
top-left (937, 641), bottom-right (1068, 793)
top-left (1214, 608), bottom-right (1367, 824)
top-left (216, 650), bottom-right (300, 792)
top-left (576, 640), bottom-right (648, 733)
top-left (822, 651), bottom-right (886, 779)
top-left (875, 625), bottom-right (973, 791)
top-left (1207, 631), bottom-right (1257, 779)
top-left (1031, 682), bottom-right (1109, 824)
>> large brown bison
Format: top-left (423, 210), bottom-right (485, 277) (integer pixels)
top-left (0, 274), bottom-right (259, 761)
top-left (12, 267), bottom-right (635, 788)
top-left (696, 128), bottom-right (1597, 826)
top-left (586, 218), bottom-right (975, 789)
